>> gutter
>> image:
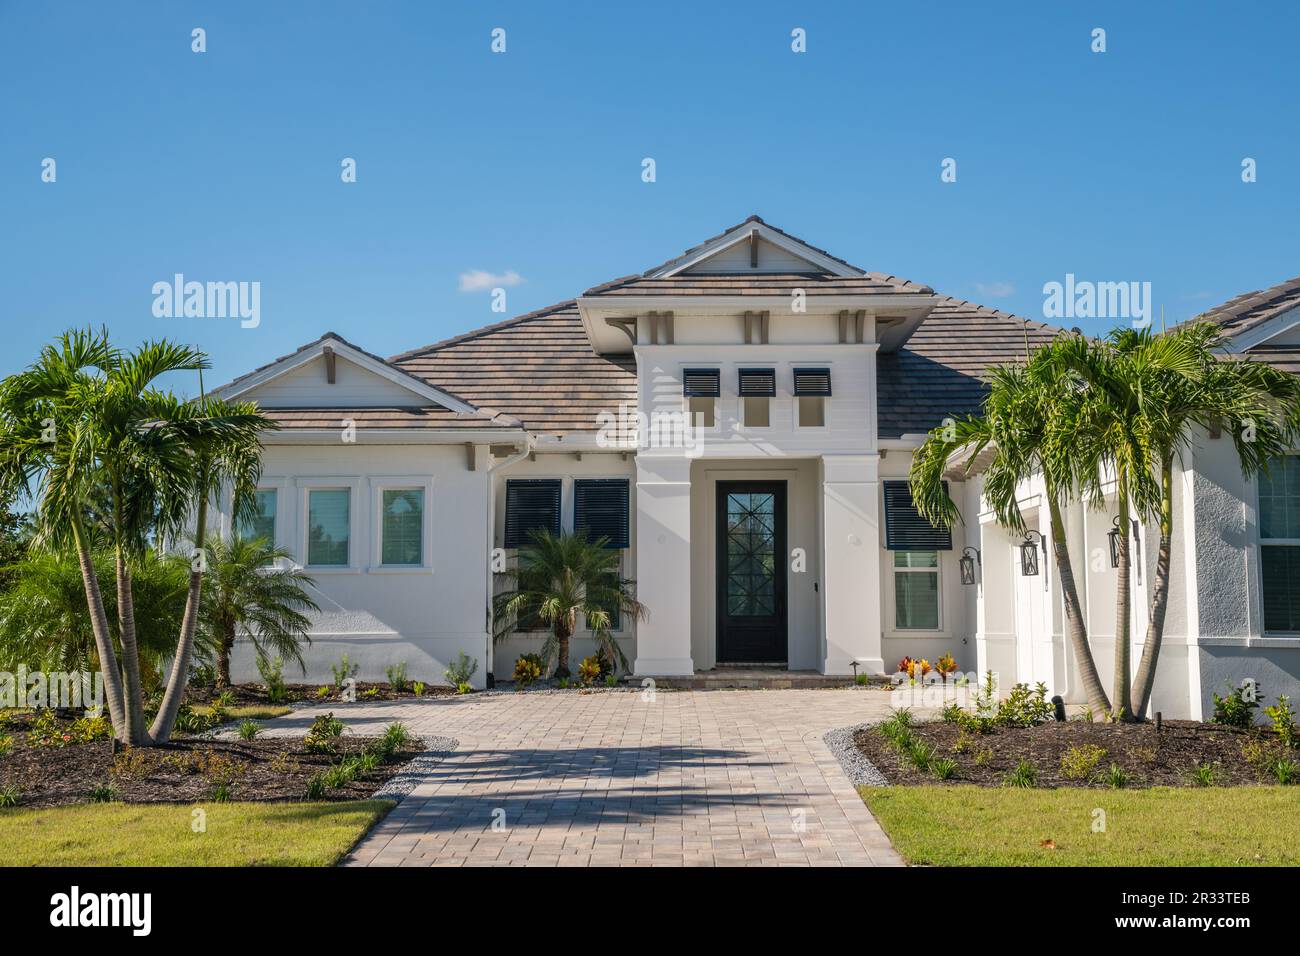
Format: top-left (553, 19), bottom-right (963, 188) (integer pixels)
top-left (483, 436), bottom-right (535, 686)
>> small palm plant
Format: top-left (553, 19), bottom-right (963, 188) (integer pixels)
top-left (492, 530), bottom-right (647, 679)
top-left (199, 534), bottom-right (319, 688)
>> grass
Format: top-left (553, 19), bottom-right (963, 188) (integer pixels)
top-left (860, 785), bottom-right (1300, 866)
top-left (0, 800), bottom-right (392, 866)
top-left (191, 704), bottom-right (291, 721)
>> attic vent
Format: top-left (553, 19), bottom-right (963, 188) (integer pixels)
top-left (792, 367), bottom-right (832, 397)
top-left (738, 368), bottom-right (776, 397)
top-left (883, 480), bottom-right (952, 551)
top-left (682, 368), bottom-right (720, 397)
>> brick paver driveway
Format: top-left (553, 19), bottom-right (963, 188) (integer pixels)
top-left (281, 688), bottom-right (905, 867)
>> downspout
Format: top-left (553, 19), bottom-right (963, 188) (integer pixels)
top-left (484, 434), bottom-right (534, 686)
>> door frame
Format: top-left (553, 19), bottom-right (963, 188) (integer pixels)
top-left (715, 480), bottom-right (789, 664)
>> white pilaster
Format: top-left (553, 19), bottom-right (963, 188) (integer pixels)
top-left (820, 454), bottom-right (883, 674)
top-left (633, 455), bottom-right (695, 676)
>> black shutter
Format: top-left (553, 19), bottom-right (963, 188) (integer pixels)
top-left (793, 367), bottom-right (832, 396)
top-left (883, 480), bottom-right (952, 550)
top-left (738, 368), bottom-right (776, 397)
top-left (1261, 546), bottom-right (1300, 632)
top-left (504, 479), bottom-right (561, 548)
top-left (683, 368), bottom-right (720, 397)
top-left (574, 479), bottom-right (630, 549)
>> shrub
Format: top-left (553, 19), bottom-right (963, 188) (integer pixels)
top-left (315, 685), bottom-right (331, 699)
top-left (412, 681), bottom-right (426, 697)
top-left (855, 672), bottom-right (869, 686)
top-left (361, 687), bottom-right (380, 699)
top-left (1105, 763), bottom-right (1129, 789)
top-left (258, 655), bottom-right (289, 703)
top-left (237, 719), bottom-right (260, 741)
top-left (0, 784), bottom-right (18, 807)
top-left (1003, 760), bottom-right (1037, 788)
top-left (385, 662), bottom-right (408, 692)
top-left (215, 690), bottom-right (236, 709)
top-left (456, 682), bottom-right (473, 695)
top-left (89, 781), bottom-right (117, 802)
top-left (444, 652), bottom-right (478, 688)
top-left (189, 664), bottom-right (217, 689)
top-left (513, 653), bottom-right (544, 688)
top-left (382, 721), bottom-right (410, 749)
top-left (357, 751), bottom-right (381, 774)
top-left (1263, 695), bottom-right (1299, 749)
top-left (931, 758), bottom-right (958, 780)
top-left (940, 703), bottom-right (964, 724)
top-left (604, 673), bottom-right (619, 688)
top-left (331, 654), bottom-right (360, 689)
top-left (557, 677), bottom-right (570, 689)
top-left (934, 653), bottom-right (958, 680)
top-left (27, 709), bottom-right (73, 747)
top-left (1060, 744), bottom-right (1108, 781)
top-left (304, 712), bottom-right (345, 754)
top-left (304, 773), bottom-right (327, 799)
top-left (577, 656), bottom-right (603, 688)
top-left (1271, 757), bottom-right (1299, 785)
top-left (995, 682), bottom-right (1055, 728)
top-left (905, 740), bottom-right (935, 771)
top-left (1211, 682), bottom-right (1260, 729)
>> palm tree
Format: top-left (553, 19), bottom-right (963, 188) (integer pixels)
top-left (911, 338), bottom-right (1112, 715)
top-left (0, 329), bottom-right (270, 744)
top-left (1096, 323), bottom-right (1300, 719)
top-left (197, 534), bottom-right (319, 688)
top-left (492, 530), bottom-right (647, 679)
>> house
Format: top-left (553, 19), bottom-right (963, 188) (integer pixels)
top-left (212, 217), bottom-right (1300, 719)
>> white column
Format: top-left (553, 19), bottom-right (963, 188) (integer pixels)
top-left (820, 454), bottom-right (883, 674)
top-left (633, 455), bottom-right (694, 676)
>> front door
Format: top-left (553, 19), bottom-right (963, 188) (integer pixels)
top-left (716, 481), bottom-right (788, 663)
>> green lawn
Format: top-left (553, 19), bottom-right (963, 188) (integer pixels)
top-left (861, 785), bottom-right (1300, 866)
top-left (0, 800), bottom-right (392, 866)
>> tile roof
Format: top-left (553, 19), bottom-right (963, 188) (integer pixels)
top-left (1202, 275), bottom-right (1300, 338)
top-left (391, 301), bottom-right (638, 437)
top-left (876, 298), bottom-right (1059, 438)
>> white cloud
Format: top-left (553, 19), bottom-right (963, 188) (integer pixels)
top-left (975, 281), bottom-right (1015, 298)
top-left (458, 269), bottom-right (524, 292)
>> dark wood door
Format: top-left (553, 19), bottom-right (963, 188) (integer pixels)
top-left (716, 481), bottom-right (788, 663)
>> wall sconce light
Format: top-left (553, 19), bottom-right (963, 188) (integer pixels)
top-left (1107, 517), bottom-right (1121, 568)
top-left (959, 547), bottom-right (981, 585)
top-left (1020, 530), bottom-right (1043, 576)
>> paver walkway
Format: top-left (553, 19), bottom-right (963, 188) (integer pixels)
top-left (271, 687), bottom-right (908, 866)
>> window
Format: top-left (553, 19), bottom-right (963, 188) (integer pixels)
top-left (307, 489), bottom-right (350, 566)
top-left (883, 480), bottom-right (953, 551)
top-left (504, 479), bottom-right (561, 548)
top-left (739, 368), bottom-right (774, 428)
top-left (381, 488), bottom-right (424, 566)
top-left (894, 551), bottom-right (940, 629)
top-left (1258, 455), bottom-right (1300, 631)
top-left (683, 368), bottom-right (719, 429)
top-left (574, 479), bottom-right (629, 548)
top-left (237, 489), bottom-right (276, 544)
top-left (793, 368), bottom-right (830, 427)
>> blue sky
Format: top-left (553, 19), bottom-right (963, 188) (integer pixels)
top-left (1, 0), bottom-right (1296, 392)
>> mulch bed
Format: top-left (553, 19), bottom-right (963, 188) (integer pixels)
top-left (0, 711), bottom-right (423, 808)
top-left (854, 718), bottom-right (1292, 788)
top-left (186, 681), bottom-right (455, 706)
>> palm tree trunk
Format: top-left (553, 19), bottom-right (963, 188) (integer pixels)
top-left (554, 625), bottom-right (572, 679)
top-left (149, 489), bottom-right (209, 742)
top-left (1131, 454), bottom-right (1173, 721)
top-left (216, 620), bottom-right (235, 689)
top-left (114, 548), bottom-right (151, 745)
top-left (70, 515), bottom-right (127, 739)
top-left (1047, 494), bottom-right (1110, 714)
top-left (1113, 487), bottom-right (1133, 721)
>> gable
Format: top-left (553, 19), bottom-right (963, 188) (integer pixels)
top-left (241, 353), bottom-right (436, 408)
top-left (681, 235), bottom-right (827, 274)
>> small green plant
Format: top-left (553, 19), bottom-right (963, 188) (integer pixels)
top-left (257, 655), bottom-right (289, 703)
top-left (0, 735), bottom-right (13, 757)
top-left (513, 653), bottom-right (544, 688)
top-left (412, 681), bottom-right (425, 696)
top-left (237, 719), bottom-right (261, 741)
top-left (940, 702), bottom-right (964, 724)
top-left (305, 773), bottom-right (327, 799)
top-left (189, 664), bottom-right (216, 688)
top-left (361, 687), bottom-right (381, 699)
top-left (304, 712), bottom-right (345, 753)
top-left (905, 740), bottom-right (936, 771)
top-left (1060, 744), bottom-right (1107, 781)
top-left (577, 655), bottom-right (603, 688)
top-left (457, 681), bottom-right (473, 695)
top-left (331, 654), bottom-right (359, 689)
top-left (557, 677), bottom-right (570, 689)
top-left (1211, 681), bottom-right (1260, 729)
top-left (1184, 761), bottom-right (1221, 787)
top-left (974, 747), bottom-right (994, 767)
top-left (855, 672), bottom-right (869, 686)
top-left (951, 730), bottom-right (975, 755)
top-left (604, 673), bottom-right (619, 688)
top-left (382, 721), bottom-right (411, 749)
top-left (357, 751), bottom-right (381, 774)
top-left (1105, 763), bottom-right (1129, 789)
top-left (385, 661), bottom-right (409, 692)
top-left (1271, 757), bottom-right (1299, 785)
top-left (89, 781), bottom-right (117, 802)
top-left (931, 758), bottom-right (958, 780)
top-left (445, 652), bottom-right (478, 688)
top-left (215, 690), bottom-right (236, 709)
top-left (995, 682), bottom-right (1055, 728)
top-left (323, 757), bottom-right (362, 788)
top-left (213, 781), bottom-right (233, 802)
top-left (0, 784), bottom-right (19, 807)
top-left (1003, 759), bottom-right (1037, 788)
top-left (1241, 738), bottom-right (1280, 775)
top-left (1263, 695), bottom-right (1299, 749)
top-left (315, 685), bottom-right (331, 699)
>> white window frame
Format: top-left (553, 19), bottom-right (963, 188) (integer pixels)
top-left (297, 477), bottom-right (362, 573)
top-left (892, 550), bottom-right (942, 631)
top-left (369, 476), bottom-right (435, 574)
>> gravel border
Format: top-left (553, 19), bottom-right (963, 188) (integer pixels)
top-left (370, 735), bottom-right (459, 801)
top-left (824, 723), bottom-right (890, 787)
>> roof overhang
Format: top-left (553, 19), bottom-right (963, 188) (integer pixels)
top-left (1221, 302), bottom-right (1300, 353)
top-left (260, 427), bottom-right (528, 446)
